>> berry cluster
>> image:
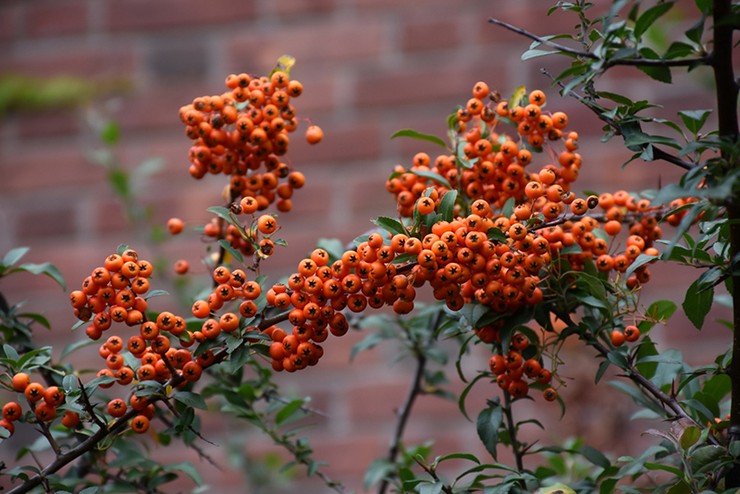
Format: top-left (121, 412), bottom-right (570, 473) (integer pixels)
top-left (0, 373), bottom-right (68, 437)
top-left (178, 70), bottom-right (318, 213)
top-left (65, 248), bottom-right (215, 434)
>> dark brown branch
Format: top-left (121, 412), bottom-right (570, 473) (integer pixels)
top-left (502, 392), bottom-right (526, 473)
top-left (488, 17), bottom-right (597, 59)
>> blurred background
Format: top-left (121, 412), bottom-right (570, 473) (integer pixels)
top-left (0, 0), bottom-right (728, 492)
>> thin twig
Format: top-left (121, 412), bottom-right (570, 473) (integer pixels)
top-left (488, 17), bottom-right (596, 59)
top-left (377, 310), bottom-right (443, 494)
top-left (540, 68), bottom-right (697, 171)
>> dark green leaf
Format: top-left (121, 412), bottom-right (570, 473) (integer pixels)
top-left (218, 239), bottom-right (244, 264)
top-left (678, 109), bottom-right (712, 135)
top-left (372, 216), bottom-right (407, 236)
top-left (682, 278), bottom-right (714, 329)
top-left (173, 391), bottom-right (207, 410)
top-left (634, 2), bottom-right (674, 39)
top-left (624, 253), bottom-right (658, 279)
top-left (438, 190), bottom-right (458, 222)
top-left (476, 402), bottom-right (503, 459)
top-left (390, 129), bottom-right (447, 149)
top-left (17, 312), bottom-right (51, 329)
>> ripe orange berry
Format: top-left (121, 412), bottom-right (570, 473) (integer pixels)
top-left (2, 402), bottom-right (21, 421)
top-left (24, 382), bottom-right (45, 402)
top-left (174, 259), bottom-right (189, 275)
top-left (305, 125), bottom-right (323, 145)
top-left (61, 410), bottom-right (80, 428)
top-left (624, 325), bottom-right (641, 342)
top-left (11, 372), bottom-right (30, 392)
top-left (0, 419), bottom-right (15, 435)
top-left (131, 415), bottom-right (150, 434)
top-left (35, 402), bottom-right (56, 422)
top-left (257, 215), bottom-right (278, 235)
top-left (543, 387), bottom-right (558, 402)
top-left (611, 330), bottom-right (625, 347)
top-left (166, 217), bottom-right (184, 235)
top-left (107, 398), bottom-right (128, 418)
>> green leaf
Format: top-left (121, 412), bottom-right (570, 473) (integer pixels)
top-left (580, 444), bottom-right (611, 469)
top-left (521, 49), bottom-right (554, 61)
top-left (107, 168), bottom-right (130, 199)
top-left (634, 2), bottom-right (674, 39)
top-left (100, 120), bottom-right (121, 145)
top-left (165, 462), bottom-right (203, 485)
top-left (372, 216), bottom-right (407, 236)
top-left (678, 109), bottom-right (712, 135)
top-left (218, 239), bottom-right (244, 264)
top-left (682, 278), bottom-right (714, 329)
top-left (508, 85), bottom-right (527, 108)
top-left (11, 262), bottom-right (66, 290)
top-left (624, 253), bottom-right (658, 279)
top-left (275, 398), bottom-right (305, 425)
top-left (411, 169), bottom-right (451, 189)
top-left (390, 129), bottom-right (447, 149)
top-left (637, 60), bottom-right (673, 83)
top-left (363, 459), bottom-right (394, 490)
top-left (17, 312), bottom-right (51, 330)
top-left (438, 190), bottom-right (457, 222)
top-left (1, 247), bottom-right (29, 269)
top-left (476, 402), bottom-right (503, 459)
top-left (173, 391), bottom-right (208, 410)
top-left (680, 426), bottom-right (700, 450)
top-left (60, 338), bottom-right (97, 361)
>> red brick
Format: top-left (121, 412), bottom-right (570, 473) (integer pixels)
top-left (0, 143), bottom-right (99, 192)
top-left (229, 18), bottom-right (385, 68)
top-left (289, 120), bottom-right (384, 164)
top-left (13, 108), bottom-right (82, 139)
top-left (270, 0), bottom-right (336, 17)
top-left (26, 0), bottom-right (88, 37)
top-left (401, 15), bottom-right (462, 53)
top-left (6, 44), bottom-right (135, 79)
top-left (354, 64), bottom-right (471, 108)
top-left (106, 0), bottom-right (257, 32)
top-left (14, 204), bottom-right (77, 241)
top-left (0, 3), bottom-right (23, 41)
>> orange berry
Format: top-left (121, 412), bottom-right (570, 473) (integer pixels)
top-left (11, 372), bottom-right (30, 392)
top-left (131, 415), bottom-right (150, 433)
top-left (166, 217), bottom-right (184, 235)
top-left (611, 330), bottom-right (625, 347)
top-left (61, 410), bottom-right (80, 428)
top-left (257, 215), bottom-right (278, 235)
top-left (24, 382), bottom-right (45, 403)
top-left (305, 125), bottom-right (323, 145)
top-left (2, 402), bottom-right (21, 421)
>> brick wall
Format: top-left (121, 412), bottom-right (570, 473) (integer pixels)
top-left (0, 1), bottom-right (727, 493)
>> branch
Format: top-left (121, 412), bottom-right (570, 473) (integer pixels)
top-left (502, 392), bottom-right (526, 473)
top-left (540, 68), bottom-right (697, 171)
top-left (488, 17), bottom-right (596, 59)
top-left (377, 338), bottom-right (427, 494)
top-left (557, 311), bottom-right (718, 445)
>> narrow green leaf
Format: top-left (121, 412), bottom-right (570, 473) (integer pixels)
top-left (411, 169), bottom-right (451, 189)
top-left (682, 278), bottom-right (714, 329)
top-left (363, 459), bottom-right (394, 490)
top-left (634, 2), bottom-right (674, 39)
top-left (438, 190), bottom-right (457, 222)
top-left (275, 398), bottom-right (304, 425)
top-left (218, 239), bottom-right (244, 264)
top-left (624, 253), bottom-right (658, 279)
top-left (390, 129), bottom-right (447, 149)
top-left (60, 338), bottom-right (97, 361)
top-left (17, 312), bottom-right (51, 330)
top-left (165, 462), bottom-right (203, 485)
